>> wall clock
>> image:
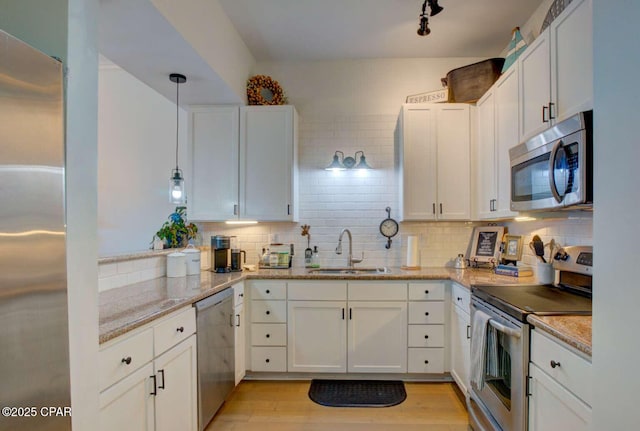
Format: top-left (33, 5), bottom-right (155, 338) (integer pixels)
top-left (379, 207), bottom-right (399, 249)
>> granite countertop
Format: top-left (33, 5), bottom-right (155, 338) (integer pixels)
top-left (97, 266), bottom-right (540, 344)
top-left (527, 314), bottom-right (592, 357)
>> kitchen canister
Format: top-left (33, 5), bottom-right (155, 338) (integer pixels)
top-left (166, 252), bottom-right (186, 278)
top-left (182, 245), bottom-right (201, 275)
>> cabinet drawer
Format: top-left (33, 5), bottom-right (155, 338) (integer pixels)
top-left (251, 323), bottom-right (287, 346)
top-left (408, 302), bottom-right (445, 324)
top-left (348, 281), bottom-right (407, 301)
top-left (250, 281), bottom-right (287, 300)
top-left (451, 282), bottom-right (471, 313)
top-left (233, 282), bottom-right (245, 307)
top-left (409, 282), bottom-right (446, 301)
top-left (251, 347), bottom-right (287, 372)
top-left (99, 328), bottom-right (154, 391)
top-left (531, 329), bottom-right (592, 405)
top-left (408, 324), bottom-right (445, 347)
top-left (250, 300), bottom-right (287, 323)
top-left (408, 348), bottom-right (445, 373)
top-left (288, 281), bottom-right (347, 300)
top-left (154, 307), bottom-right (196, 356)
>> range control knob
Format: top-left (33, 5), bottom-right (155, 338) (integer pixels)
top-left (554, 250), bottom-right (569, 261)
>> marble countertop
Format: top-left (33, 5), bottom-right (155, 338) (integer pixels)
top-left (527, 314), bottom-right (592, 356)
top-left (97, 266), bottom-right (546, 344)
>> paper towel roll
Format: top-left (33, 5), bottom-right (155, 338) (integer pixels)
top-left (406, 236), bottom-right (420, 268)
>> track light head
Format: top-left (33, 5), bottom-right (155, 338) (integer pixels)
top-left (417, 16), bottom-right (430, 36)
top-left (428, 0), bottom-right (444, 17)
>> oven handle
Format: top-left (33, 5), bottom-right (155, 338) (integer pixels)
top-left (489, 319), bottom-right (522, 338)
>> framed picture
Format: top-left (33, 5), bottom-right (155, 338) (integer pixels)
top-left (469, 226), bottom-right (505, 264)
top-left (502, 235), bottom-right (523, 262)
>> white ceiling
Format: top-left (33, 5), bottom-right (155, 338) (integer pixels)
top-left (99, 0), bottom-right (545, 105)
top-left (218, 0), bottom-right (544, 61)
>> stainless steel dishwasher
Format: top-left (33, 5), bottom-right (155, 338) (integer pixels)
top-left (195, 287), bottom-right (235, 430)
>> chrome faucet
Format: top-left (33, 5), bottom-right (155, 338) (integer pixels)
top-left (335, 228), bottom-right (364, 269)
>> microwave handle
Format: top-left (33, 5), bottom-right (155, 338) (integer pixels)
top-left (549, 139), bottom-right (566, 204)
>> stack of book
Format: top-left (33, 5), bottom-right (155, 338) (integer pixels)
top-left (494, 264), bottom-right (533, 277)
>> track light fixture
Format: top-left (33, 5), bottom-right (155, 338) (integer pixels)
top-left (417, 0), bottom-right (444, 36)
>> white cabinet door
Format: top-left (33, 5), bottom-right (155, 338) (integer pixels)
top-left (528, 363), bottom-right (592, 431)
top-left (519, 29), bottom-right (552, 142)
top-left (287, 300), bottom-right (347, 372)
top-left (550, 0), bottom-right (593, 123)
top-left (347, 301), bottom-right (408, 373)
top-left (475, 89), bottom-right (497, 219)
top-left (239, 105), bottom-right (298, 221)
top-left (154, 335), bottom-right (198, 431)
top-left (399, 104), bottom-right (471, 221)
top-left (399, 105), bottom-right (437, 220)
top-left (437, 105), bottom-right (471, 220)
top-left (493, 65), bottom-right (519, 218)
top-left (189, 106), bottom-right (239, 221)
top-left (99, 363), bottom-right (155, 431)
top-left (450, 303), bottom-right (470, 396)
top-left (233, 283), bottom-right (245, 385)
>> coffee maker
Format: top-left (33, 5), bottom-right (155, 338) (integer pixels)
top-left (230, 236), bottom-right (246, 272)
top-left (211, 235), bottom-right (231, 273)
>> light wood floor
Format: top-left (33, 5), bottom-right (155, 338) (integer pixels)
top-left (205, 381), bottom-right (470, 431)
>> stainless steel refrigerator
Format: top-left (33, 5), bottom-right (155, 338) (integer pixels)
top-left (0, 30), bottom-right (71, 430)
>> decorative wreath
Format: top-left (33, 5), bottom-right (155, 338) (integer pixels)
top-left (247, 75), bottom-right (287, 105)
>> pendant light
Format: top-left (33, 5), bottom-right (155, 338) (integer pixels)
top-left (169, 73), bottom-right (186, 204)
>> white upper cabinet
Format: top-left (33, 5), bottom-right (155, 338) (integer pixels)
top-left (475, 64), bottom-right (519, 220)
top-left (239, 105), bottom-right (299, 221)
top-left (189, 106), bottom-right (239, 221)
top-left (399, 103), bottom-right (471, 221)
top-left (189, 105), bottom-right (299, 222)
top-left (519, 0), bottom-right (592, 142)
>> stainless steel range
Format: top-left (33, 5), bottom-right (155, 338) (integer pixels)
top-left (468, 246), bottom-right (593, 431)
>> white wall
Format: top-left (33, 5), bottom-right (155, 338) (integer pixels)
top-left (66, 0), bottom-right (100, 427)
top-left (98, 61), bottom-right (189, 256)
top-left (592, 1), bottom-right (640, 429)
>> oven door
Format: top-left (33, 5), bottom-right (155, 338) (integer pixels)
top-left (469, 298), bottom-right (529, 431)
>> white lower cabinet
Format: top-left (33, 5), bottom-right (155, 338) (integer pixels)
top-left (449, 282), bottom-right (470, 395)
top-left (286, 281), bottom-right (408, 374)
top-left (233, 282), bottom-right (246, 385)
top-left (528, 329), bottom-right (592, 430)
top-left (348, 300), bottom-right (408, 373)
top-left (249, 281), bottom-right (288, 372)
top-left (99, 307), bottom-right (198, 431)
top-left (153, 336), bottom-right (198, 431)
top-left (407, 282), bottom-right (446, 373)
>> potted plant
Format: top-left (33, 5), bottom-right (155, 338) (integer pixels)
top-left (153, 206), bottom-right (198, 249)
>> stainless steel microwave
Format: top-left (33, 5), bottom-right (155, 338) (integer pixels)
top-left (509, 111), bottom-right (592, 212)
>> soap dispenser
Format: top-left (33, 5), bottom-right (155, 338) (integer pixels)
top-left (311, 246), bottom-right (320, 268)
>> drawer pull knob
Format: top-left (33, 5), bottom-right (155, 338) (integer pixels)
top-left (425, 312), bottom-right (430, 316)
top-left (457, 297), bottom-right (462, 301)
top-left (424, 335), bottom-right (429, 339)
top-left (121, 356), bottom-right (132, 365)
top-left (265, 358), bottom-right (270, 363)
top-left (550, 360), bottom-right (561, 369)
top-left (266, 334), bottom-right (270, 338)
top-left (266, 289), bottom-right (270, 294)
top-left (424, 360), bottom-right (429, 364)
top-left (425, 290), bottom-right (430, 294)
top-left (266, 310), bottom-right (271, 315)
top-left (239, 293), bottom-right (244, 297)
top-left (176, 326), bottom-right (184, 333)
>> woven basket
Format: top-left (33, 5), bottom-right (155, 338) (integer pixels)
top-left (443, 58), bottom-right (505, 103)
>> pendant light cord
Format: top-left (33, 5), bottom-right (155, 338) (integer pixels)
top-left (175, 78), bottom-right (180, 171)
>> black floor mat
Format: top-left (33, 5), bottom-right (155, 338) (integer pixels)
top-left (308, 379), bottom-right (407, 408)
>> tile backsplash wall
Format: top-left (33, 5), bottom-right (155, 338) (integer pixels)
top-left (504, 215), bottom-right (593, 266)
top-left (99, 256), bottom-right (166, 291)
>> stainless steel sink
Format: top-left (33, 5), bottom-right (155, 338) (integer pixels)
top-left (307, 267), bottom-right (390, 275)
